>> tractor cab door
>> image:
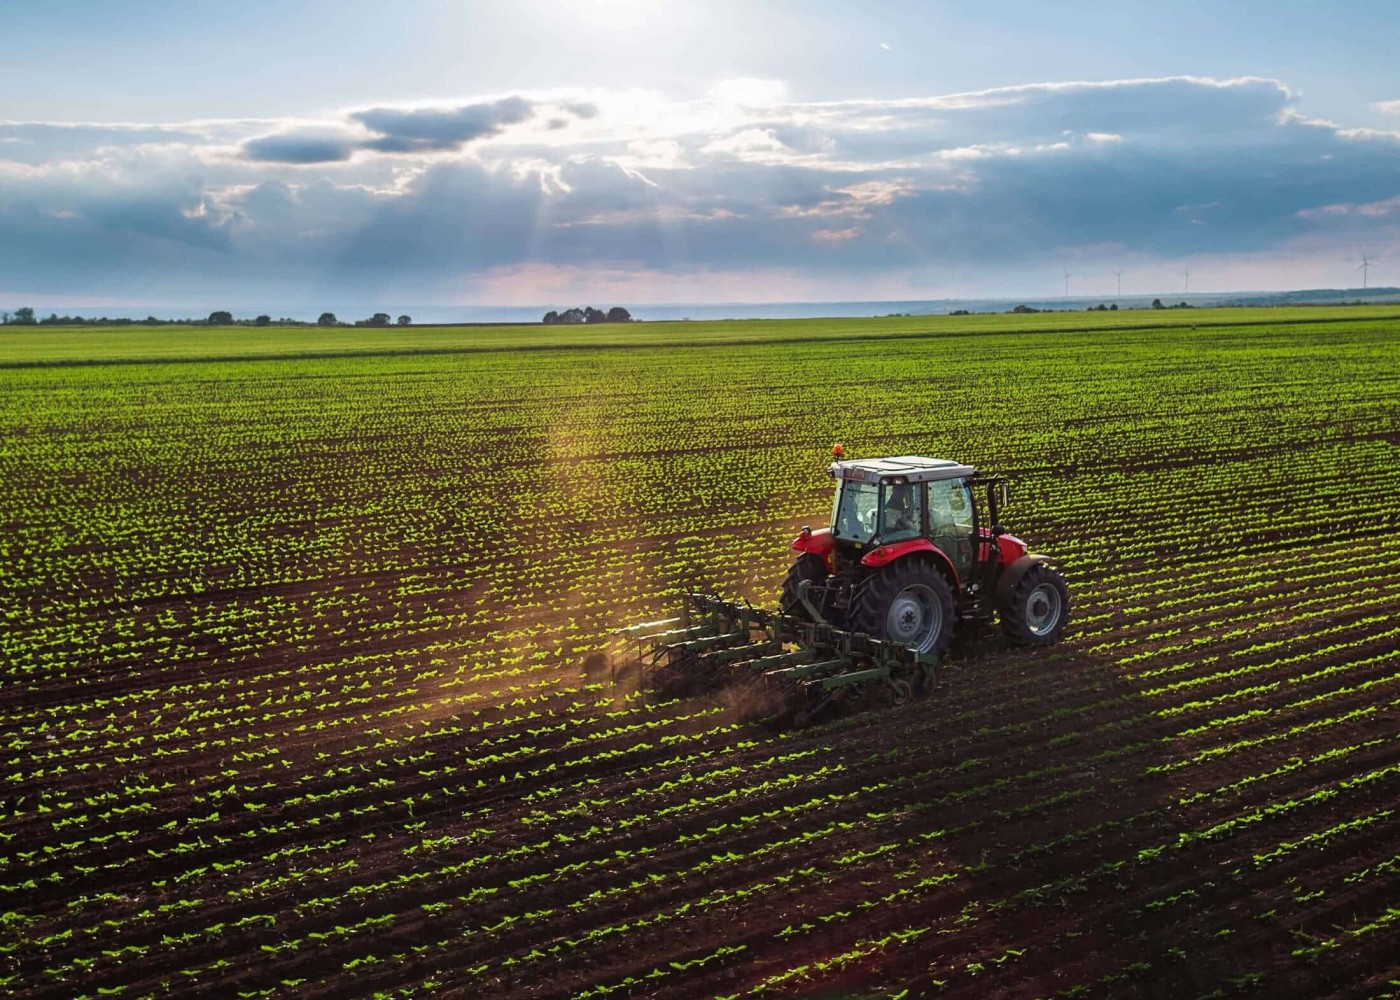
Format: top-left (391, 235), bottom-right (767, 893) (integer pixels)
top-left (926, 477), bottom-right (976, 581)
top-left (878, 481), bottom-right (923, 544)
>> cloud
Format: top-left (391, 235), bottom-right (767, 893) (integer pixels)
top-left (701, 128), bottom-right (792, 161)
top-left (560, 101), bottom-right (600, 120)
top-left (239, 96), bottom-right (537, 164)
top-left (0, 121), bottom-right (208, 165)
top-left (350, 96), bottom-right (535, 153)
top-left (812, 227), bottom-right (862, 242)
top-left (86, 193), bottom-right (232, 250)
top-left (1297, 194), bottom-right (1400, 220)
top-left (5, 76), bottom-right (1400, 307)
top-left (242, 131), bottom-right (358, 164)
top-left (1375, 99), bottom-right (1400, 116)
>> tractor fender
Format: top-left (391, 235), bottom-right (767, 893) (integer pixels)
top-left (995, 531), bottom-right (1029, 565)
top-left (861, 539), bottom-right (961, 592)
top-left (996, 553), bottom-right (1052, 607)
top-left (791, 526), bottom-right (835, 563)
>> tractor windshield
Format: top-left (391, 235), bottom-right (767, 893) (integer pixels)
top-left (832, 479), bottom-right (879, 544)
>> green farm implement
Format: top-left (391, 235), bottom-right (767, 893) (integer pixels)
top-left (618, 450), bottom-right (1069, 724)
top-left (617, 592), bottom-right (938, 725)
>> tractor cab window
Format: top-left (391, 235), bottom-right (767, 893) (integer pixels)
top-left (878, 482), bottom-right (922, 543)
top-left (832, 479), bottom-right (880, 544)
top-left (928, 477), bottom-right (976, 576)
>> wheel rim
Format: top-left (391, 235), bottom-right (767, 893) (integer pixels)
top-left (1025, 583), bottom-right (1062, 636)
top-left (885, 583), bottom-right (941, 652)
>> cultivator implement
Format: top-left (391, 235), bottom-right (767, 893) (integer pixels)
top-left (616, 593), bottom-right (938, 725)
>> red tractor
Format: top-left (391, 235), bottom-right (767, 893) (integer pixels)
top-left (781, 453), bottom-right (1069, 655)
top-left (623, 451), bottom-right (1069, 717)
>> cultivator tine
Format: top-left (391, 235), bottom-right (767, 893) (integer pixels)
top-left (616, 589), bottom-right (941, 723)
top-left (614, 616), bottom-right (683, 637)
top-left (736, 648), bottom-right (812, 674)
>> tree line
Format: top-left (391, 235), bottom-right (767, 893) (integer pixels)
top-left (542, 306), bottom-right (631, 324)
top-left (1, 308), bottom-right (413, 327)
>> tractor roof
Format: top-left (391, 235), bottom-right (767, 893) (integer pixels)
top-left (829, 455), bottom-right (976, 484)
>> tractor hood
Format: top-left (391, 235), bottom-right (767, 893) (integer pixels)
top-left (994, 531), bottom-right (1029, 564)
top-left (791, 526), bottom-right (835, 557)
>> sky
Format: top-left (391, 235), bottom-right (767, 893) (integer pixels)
top-left (3, 0), bottom-right (1400, 316)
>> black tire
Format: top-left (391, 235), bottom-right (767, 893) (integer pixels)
top-left (849, 558), bottom-right (956, 656)
top-left (1000, 564), bottom-right (1070, 645)
top-left (780, 553), bottom-right (829, 620)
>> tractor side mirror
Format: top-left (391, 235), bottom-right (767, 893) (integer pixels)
top-left (991, 523), bottom-right (1006, 537)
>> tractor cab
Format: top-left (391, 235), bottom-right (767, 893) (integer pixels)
top-left (826, 456), bottom-right (1011, 590)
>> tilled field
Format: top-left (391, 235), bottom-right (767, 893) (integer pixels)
top-left (2, 313), bottom-right (1398, 999)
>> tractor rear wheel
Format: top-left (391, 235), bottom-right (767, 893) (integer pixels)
top-left (1000, 564), bottom-right (1070, 645)
top-left (849, 559), bottom-right (956, 656)
top-left (780, 553), bottom-right (829, 620)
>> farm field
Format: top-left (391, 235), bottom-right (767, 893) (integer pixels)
top-left (2, 309), bottom-right (1399, 999)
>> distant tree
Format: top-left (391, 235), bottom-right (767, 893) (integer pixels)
top-left (560, 307), bottom-right (586, 324)
top-left (949, 309), bottom-right (970, 316)
top-left (12, 307), bottom-right (36, 325)
top-left (208, 310), bottom-right (234, 324)
top-left (605, 306), bottom-right (632, 323)
top-left (397, 315), bottom-right (411, 326)
top-left (1011, 304), bottom-right (1040, 314)
top-left (542, 310), bottom-right (560, 324)
top-left (255, 315), bottom-right (272, 327)
top-left (371, 312), bottom-right (391, 327)
top-left (318, 312), bottom-right (338, 326)
top-left (583, 306), bottom-right (607, 324)
top-left (1109, 303), bottom-right (1118, 311)
top-left (1151, 298), bottom-right (1164, 310)
top-left (0, 311), bottom-right (9, 325)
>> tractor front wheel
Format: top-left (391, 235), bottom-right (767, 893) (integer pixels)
top-left (850, 559), bottom-right (956, 656)
top-left (1000, 564), bottom-right (1070, 645)
top-left (780, 552), bottom-right (829, 620)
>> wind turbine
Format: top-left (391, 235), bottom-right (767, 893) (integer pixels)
top-left (1114, 270), bottom-right (1123, 299)
top-left (1063, 269), bottom-right (1072, 298)
top-left (1357, 252), bottom-right (1374, 289)
top-left (1183, 268), bottom-right (1190, 295)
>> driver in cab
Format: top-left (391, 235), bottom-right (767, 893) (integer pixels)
top-left (881, 484), bottom-right (919, 540)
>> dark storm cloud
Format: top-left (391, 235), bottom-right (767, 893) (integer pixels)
top-left (241, 131), bottom-right (358, 164)
top-left (238, 96), bottom-right (537, 162)
top-left (351, 96), bottom-right (535, 153)
top-left (0, 195), bottom-right (232, 299)
top-left (560, 101), bottom-right (599, 119)
top-left (85, 194), bottom-right (231, 251)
